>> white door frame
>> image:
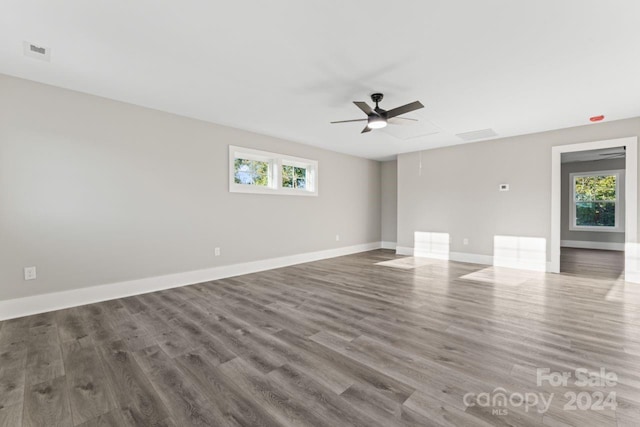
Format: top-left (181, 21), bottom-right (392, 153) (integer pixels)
top-left (550, 136), bottom-right (638, 275)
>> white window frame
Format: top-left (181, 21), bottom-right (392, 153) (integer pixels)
top-left (229, 145), bottom-right (318, 196)
top-left (280, 157), bottom-right (317, 194)
top-left (569, 169), bottom-right (623, 232)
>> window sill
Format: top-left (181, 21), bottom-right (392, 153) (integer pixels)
top-left (229, 184), bottom-right (318, 196)
top-left (569, 226), bottom-right (624, 233)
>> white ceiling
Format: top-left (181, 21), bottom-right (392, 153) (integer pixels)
top-left (2, 1), bottom-right (640, 160)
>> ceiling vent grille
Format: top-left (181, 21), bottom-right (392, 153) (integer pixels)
top-left (23, 41), bottom-right (51, 62)
top-left (456, 128), bottom-right (497, 142)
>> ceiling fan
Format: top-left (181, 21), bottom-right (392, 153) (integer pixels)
top-left (331, 93), bottom-right (424, 134)
top-left (599, 147), bottom-right (626, 159)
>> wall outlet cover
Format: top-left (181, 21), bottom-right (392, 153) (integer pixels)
top-left (24, 266), bottom-right (37, 280)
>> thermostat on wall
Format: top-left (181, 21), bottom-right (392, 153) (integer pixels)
top-left (499, 184), bottom-right (509, 191)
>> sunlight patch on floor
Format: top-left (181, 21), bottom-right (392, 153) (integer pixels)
top-left (460, 266), bottom-right (544, 286)
top-left (376, 257), bottom-right (439, 270)
top-left (604, 279), bottom-right (632, 302)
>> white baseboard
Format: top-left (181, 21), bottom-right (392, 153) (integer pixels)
top-left (396, 247), bottom-right (493, 266)
top-left (450, 251), bottom-right (494, 266)
top-left (381, 241), bottom-right (397, 250)
top-left (414, 250), bottom-right (450, 260)
top-left (0, 242), bottom-right (382, 321)
top-left (625, 244), bottom-right (640, 284)
top-left (395, 246), bottom-right (414, 256)
top-left (561, 240), bottom-right (625, 251)
top-left (395, 247), bottom-right (547, 272)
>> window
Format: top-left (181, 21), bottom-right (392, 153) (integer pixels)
top-left (234, 158), bottom-right (270, 186)
top-left (570, 170), bottom-right (623, 232)
top-left (282, 162), bottom-right (309, 190)
top-left (229, 145), bottom-right (318, 195)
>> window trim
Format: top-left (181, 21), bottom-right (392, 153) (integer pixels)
top-left (569, 169), bottom-right (623, 232)
top-left (229, 145), bottom-right (318, 196)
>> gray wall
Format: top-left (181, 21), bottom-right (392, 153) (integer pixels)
top-left (380, 160), bottom-right (398, 243)
top-left (561, 158), bottom-right (625, 244)
top-left (0, 74), bottom-right (381, 301)
top-left (397, 117), bottom-right (640, 260)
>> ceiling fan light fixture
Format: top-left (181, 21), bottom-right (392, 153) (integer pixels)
top-left (368, 117), bottom-right (387, 129)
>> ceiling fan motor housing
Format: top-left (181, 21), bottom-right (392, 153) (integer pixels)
top-left (371, 93), bottom-right (386, 116)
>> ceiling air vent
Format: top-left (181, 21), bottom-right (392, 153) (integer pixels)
top-left (456, 128), bottom-right (497, 142)
top-left (23, 41), bottom-right (51, 62)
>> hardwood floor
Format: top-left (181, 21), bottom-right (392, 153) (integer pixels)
top-left (561, 247), bottom-right (625, 280)
top-left (2, 249), bottom-right (640, 426)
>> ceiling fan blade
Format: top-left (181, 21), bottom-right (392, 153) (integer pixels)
top-left (330, 118), bottom-right (368, 124)
top-left (386, 101), bottom-right (424, 119)
top-left (388, 117), bottom-right (418, 126)
top-left (353, 101), bottom-right (378, 116)
top-left (361, 125), bottom-right (372, 134)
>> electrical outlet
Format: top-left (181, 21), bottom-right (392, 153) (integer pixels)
top-left (336, 234), bottom-right (340, 241)
top-left (463, 238), bottom-right (469, 245)
top-left (214, 247), bottom-right (221, 257)
top-left (24, 266), bottom-right (37, 281)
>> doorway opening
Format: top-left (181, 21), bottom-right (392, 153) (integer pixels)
top-left (560, 147), bottom-right (626, 279)
top-left (550, 137), bottom-right (638, 282)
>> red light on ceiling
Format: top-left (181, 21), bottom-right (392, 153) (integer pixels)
top-left (590, 115), bottom-right (605, 122)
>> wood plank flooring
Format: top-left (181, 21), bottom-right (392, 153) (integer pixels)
top-left (561, 247), bottom-right (625, 280)
top-left (2, 249), bottom-right (640, 426)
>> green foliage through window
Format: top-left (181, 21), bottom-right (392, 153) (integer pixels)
top-left (576, 202), bottom-right (615, 227)
top-left (282, 165), bottom-right (307, 189)
top-left (234, 158), bottom-right (269, 186)
top-left (574, 175), bottom-right (616, 202)
top-left (574, 174), bottom-right (616, 227)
